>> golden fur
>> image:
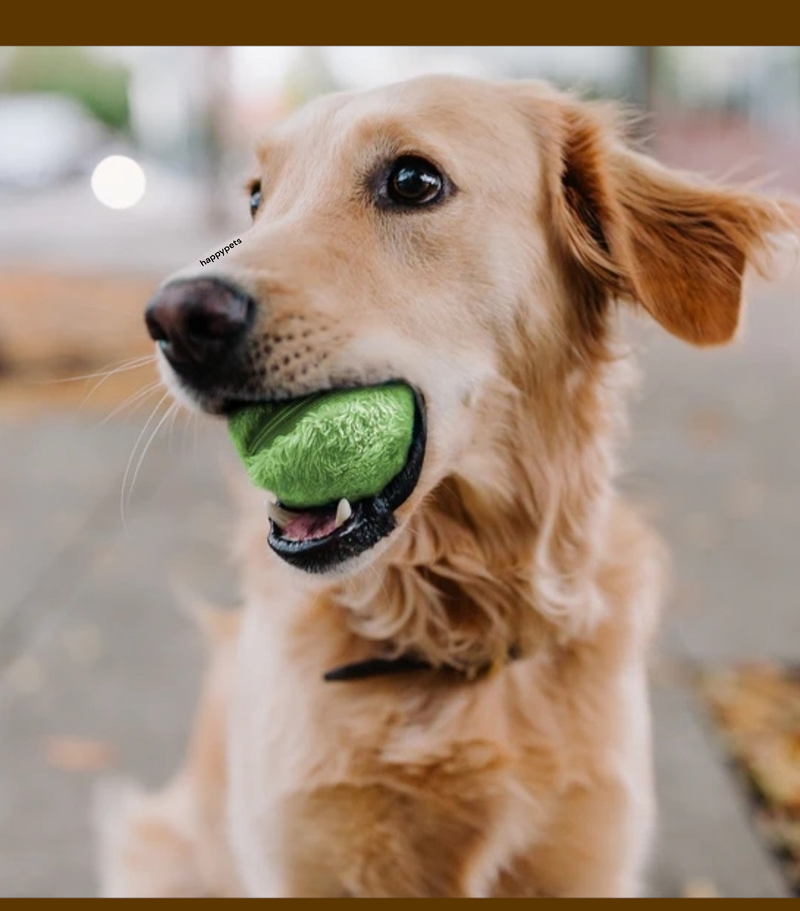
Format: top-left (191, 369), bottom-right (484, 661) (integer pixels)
top-left (94, 75), bottom-right (797, 897)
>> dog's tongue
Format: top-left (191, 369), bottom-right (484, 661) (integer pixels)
top-left (267, 495), bottom-right (353, 543)
top-left (282, 508), bottom-right (338, 542)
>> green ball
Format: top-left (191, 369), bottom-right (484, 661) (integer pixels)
top-left (227, 384), bottom-right (416, 509)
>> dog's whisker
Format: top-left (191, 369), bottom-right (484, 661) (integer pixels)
top-left (179, 404), bottom-right (193, 452)
top-left (95, 381), bottom-right (163, 428)
top-left (182, 407), bottom-right (200, 458)
top-left (76, 356), bottom-right (158, 414)
top-left (165, 402), bottom-right (184, 452)
top-left (47, 354), bottom-right (156, 385)
top-left (120, 391), bottom-right (172, 530)
top-left (125, 400), bottom-right (181, 516)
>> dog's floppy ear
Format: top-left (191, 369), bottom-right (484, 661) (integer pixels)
top-left (544, 95), bottom-right (797, 345)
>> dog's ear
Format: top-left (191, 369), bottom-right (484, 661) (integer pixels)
top-left (543, 95), bottom-right (797, 345)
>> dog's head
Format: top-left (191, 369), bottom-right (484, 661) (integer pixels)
top-left (146, 75), bottom-right (795, 580)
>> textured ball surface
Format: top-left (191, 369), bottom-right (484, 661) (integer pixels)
top-left (227, 384), bottom-right (416, 508)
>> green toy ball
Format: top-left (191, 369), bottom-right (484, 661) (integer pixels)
top-left (227, 383), bottom-right (416, 509)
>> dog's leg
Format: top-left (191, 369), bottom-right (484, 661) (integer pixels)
top-left (524, 780), bottom-right (653, 896)
top-left (497, 665), bottom-right (655, 897)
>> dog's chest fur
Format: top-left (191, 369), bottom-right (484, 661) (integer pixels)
top-left (225, 515), bottom-right (660, 898)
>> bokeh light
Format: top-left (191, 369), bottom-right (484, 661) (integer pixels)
top-left (90, 154), bottom-right (146, 208)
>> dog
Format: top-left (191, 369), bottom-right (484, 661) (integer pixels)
top-left (95, 74), bottom-right (797, 897)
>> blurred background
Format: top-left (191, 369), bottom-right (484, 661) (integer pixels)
top-left (0, 46), bottom-right (798, 897)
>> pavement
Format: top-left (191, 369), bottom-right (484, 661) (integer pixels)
top-left (1, 178), bottom-right (799, 897)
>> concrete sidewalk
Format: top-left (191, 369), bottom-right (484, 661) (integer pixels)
top-left (1, 277), bottom-right (798, 896)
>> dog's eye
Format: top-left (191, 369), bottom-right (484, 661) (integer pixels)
top-left (249, 183), bottom-right (262, 218)
top-left (387, 157), bottom-right (443, 206)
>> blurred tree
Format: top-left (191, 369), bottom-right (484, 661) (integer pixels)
top-left (2, 46), bottom-right (130, 132)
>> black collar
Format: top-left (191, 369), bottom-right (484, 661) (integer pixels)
top-left (323, 645), bottom-right (522, 683)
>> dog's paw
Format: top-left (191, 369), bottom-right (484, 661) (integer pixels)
top-left (91, 775), bottom-right (203, 898)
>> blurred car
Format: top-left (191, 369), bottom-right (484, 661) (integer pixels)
top-left (0, 93), bottom-right (114, 190)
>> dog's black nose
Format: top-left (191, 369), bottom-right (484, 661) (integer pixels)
top-left (145, 279), bottom-right (254, 370)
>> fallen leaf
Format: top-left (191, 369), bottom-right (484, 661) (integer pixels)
top-left (701, 664), bottom-right (800, 894)
top-left (682, 878), bottom-right (722, 898)
top-left (44, 736), bottom-right (117, 772)
top-left (684, 409), bottom-right (730, 450)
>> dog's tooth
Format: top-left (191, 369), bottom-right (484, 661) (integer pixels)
top-left (264, 491), bottom-right (278, 505)
top-left (266, 500), bottom-right (296, 529)
top-left (335, 498), bottom-right (352, 528)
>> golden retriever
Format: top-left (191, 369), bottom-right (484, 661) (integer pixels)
top-left (95, 74), bottom-right (797, 897)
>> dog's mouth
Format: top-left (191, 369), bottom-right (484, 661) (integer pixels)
top-left (225, 387), bottom-right (426, 574)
